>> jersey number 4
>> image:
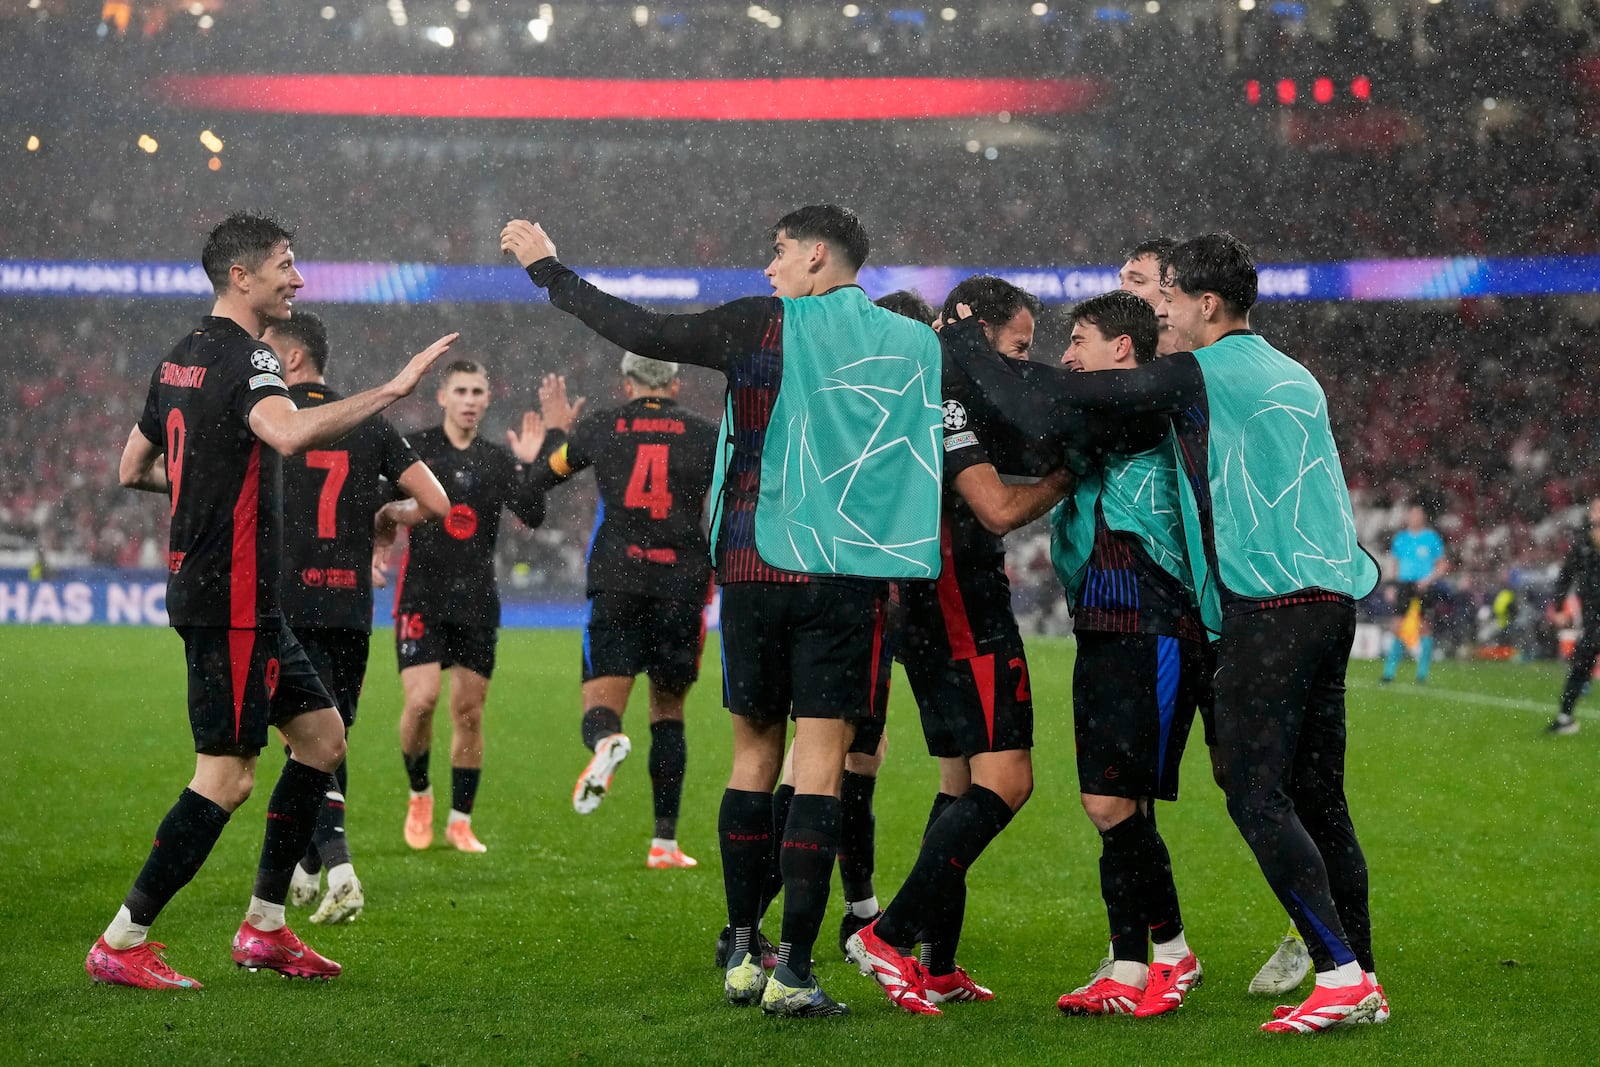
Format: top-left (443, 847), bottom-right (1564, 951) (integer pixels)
top-left (305, 450), bottom-right (350, 539)
top-left (623, 444), bottom-right (673, 520)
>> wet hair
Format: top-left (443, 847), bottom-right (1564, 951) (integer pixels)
top-left (1163, 232), bottom-right (1257, 317)
top-left (443, 359), bottom-right (487, 382)
top-left (201, 211), bottom-right (295, 296)
top-left (1123, 236), bottom-right (1177, 265)
top-left (621, 352), bottom-right (678, 388)
top-left (1068, 290), bottom-right (1159, 365)
top-left (874, 289), bottom-right (937, 324)
top-left (770, 205), bottom-right (870, 271)
top-left (940, 275), bottom-right (1042, 329)
top-left (266, 310), bottom-right (330, 375)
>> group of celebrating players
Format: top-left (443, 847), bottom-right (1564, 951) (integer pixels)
top-left (85, 204), bottom-right (1386, 1036)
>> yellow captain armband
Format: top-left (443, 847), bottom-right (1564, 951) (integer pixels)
top-left (549, 444), bottom-right (572, 478)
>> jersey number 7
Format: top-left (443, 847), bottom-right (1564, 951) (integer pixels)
top-left (623, 443), bottom-right (673, 520)
top-left (305, 450), bottom-right (350, 539)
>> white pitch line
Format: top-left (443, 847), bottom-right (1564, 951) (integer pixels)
top-left (1349, 679), bottom-right (1573, 716)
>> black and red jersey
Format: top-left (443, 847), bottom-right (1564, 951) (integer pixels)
top-left (394, 426), bottom-right (545, 627)
top-left (280, 383), bottom-right (421, 632)
top-left (136, 315), bottom-right (291, 629)
top-left (542, 396), bottom-right (716, 602)
top-left (897, 408), bottom-right (1019, 663)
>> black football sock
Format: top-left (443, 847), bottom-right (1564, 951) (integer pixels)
top-left (776, 793), bottom-right (841, 984)
top-left (759, 783), bottom-right (797, 917)
top-left (252, 759), bottom-right (332, 905)
top-left (1099, 811), bottom-right (1158, 962)
top-left (877, 785), bottom-right (1013, 949)
top-left (648, 720), bottom-right (687, 840)
top-left (922, 878), bottom-right (967, 976)
top-left (838, 770), bottom-right (877, 903)
top-left (403, 748), bottom-right (431, 793)
top-left (303, 759), bottom-right (352, 873)
top-left (124, 788), bottom-right (232, 926)
top-left (581, 705), bottom-right (625, 751)
top-left (720, 788), bottom-right (773, 953)
top-left (1138, 814), bottom-right (1184, 950)
top-left (925, 791), bottom-right (959, 839)
top-left (451, 766), bottom-right (481, 815)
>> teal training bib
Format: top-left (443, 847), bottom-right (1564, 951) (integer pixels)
top-left (755, 287), bottom-right (945, 578)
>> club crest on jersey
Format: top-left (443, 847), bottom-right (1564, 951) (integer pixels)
top-left (942, 399), bottom-right (968, 431)
top-left (444, 503), bottom-right (478, 540)
top-left (250, 349), bottom-right (282, 374)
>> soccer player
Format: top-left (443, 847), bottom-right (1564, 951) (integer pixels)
top-left (948, 233), bottom-right (1387, 1033)
top-left (1548, 496), bottom-right (1600, 735)
top-left (89, 211), bottom-right (455, 989)
top-left (1117, 237), bottom-right (1181, 357)
top-left (714, 290), bottom-right (933, 971)
top-left (266, 311), bottom-right (450, 924)
top-left (1380, 504), bottom-right (1449, 684)
top-left (531, 357), bottom-right (716, 869)
top-left (848, 276), bottom-right (1072, 1015)
top-left (502, 205), bottom-right (945, 1018)
top-left (1047, 291), bottom-right (1207, 1019)
top-left (396, 360), bottom-right (551, 854)
top-left (1123, 242), bottom-right (1312, 998)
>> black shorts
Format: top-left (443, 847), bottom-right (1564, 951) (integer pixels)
top-left (905, 647), bottom-right (1034, 759)
top-left (179, 623), bottom-right (334, 757)
top-left (1073, 630), bottom-right (1208, 801)
top-left (849, 626), bottom-right (897, 756)
top-left (583, 591), bottom-right (707, 694)
top-left (1392, 581), bottom-right (1439, 622)
top-left (395, 612), bottom-right (497, 678)
top-left (719, 580), bottom-right (888, 726)
top-left (295, 627), bottom-right (371, 730)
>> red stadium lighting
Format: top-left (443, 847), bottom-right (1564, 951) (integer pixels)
top-left (1246, 79), bottom-right (1261, 105)
top-left (151, 74), bottom-right (1107, 121)
top-left (1351, 75), bottom-right (1372, 101)
top-left (1276, 79), bottom-right (1296, 105)
top-left (1313, 77), bottom-right (1334, 104)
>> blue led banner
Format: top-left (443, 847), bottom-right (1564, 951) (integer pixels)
top-left (3, 256), bottom-right (1595, 305)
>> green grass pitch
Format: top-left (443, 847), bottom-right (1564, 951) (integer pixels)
top-left (1, 626), bottom-right (1596, 1065)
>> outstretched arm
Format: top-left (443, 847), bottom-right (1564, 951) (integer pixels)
top-left (250, 333), bottom-right (458, 456)
top-left (945, 318), bottom-right (1202, 443)
top-left (501, 219), bottom-right (769, 374)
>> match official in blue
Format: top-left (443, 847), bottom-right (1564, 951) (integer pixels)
top-left (1381, 504), bottom-right (1448, 684)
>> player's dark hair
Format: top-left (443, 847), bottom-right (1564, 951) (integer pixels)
top-left (771, 205), bottom-right (870, 271)
top-left (1068, 290), bottom-right (1159, 365)
top-left (1163, 232), bottom-right (1257, 317)
top-left (940, 275), bottom-right (1042, 330)
top-left (268, 310), bottom-right (330, 375)
top-left (201, 211), bottom-right (295, 296)
top-left (443, 359), bottom-right (487, 381)
top-left (874, 289), bottom-right (936, 324)
top-left (1123, 236), bottom-right (1177, 264)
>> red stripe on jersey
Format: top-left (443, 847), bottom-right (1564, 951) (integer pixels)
top-left (231, 443), bottom-right (261, 628)
top-left (229, 628), bottom-right (256, 743)
top-left (934, 517), bottom-right (977, 660)
top-left (970, 653), bottom-right (997, 748)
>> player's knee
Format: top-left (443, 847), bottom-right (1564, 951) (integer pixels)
top-left (843, 749), bottom-right (882, 777)
top-left (451, 701), bottom-right (484, 729)
top-left (1080, 792), bottom-right (1134, 831)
